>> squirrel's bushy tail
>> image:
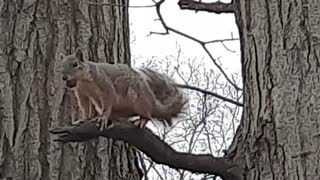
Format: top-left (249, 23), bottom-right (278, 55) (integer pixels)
top-left (138, 68), bottom-right (188, 126)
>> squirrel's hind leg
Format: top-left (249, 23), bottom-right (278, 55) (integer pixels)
top-left (133, 96), bottom-right (153, 129)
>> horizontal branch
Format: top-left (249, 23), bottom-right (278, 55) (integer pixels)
top-left (176, 84), bottom-right (243, 107)
top-left (178, 0), bottom-right (235, 14)
top-left (50, 120), bottom-right (242, 180)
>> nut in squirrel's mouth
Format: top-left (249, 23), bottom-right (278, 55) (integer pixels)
top-left (66, 79), bottom-right (77, 88)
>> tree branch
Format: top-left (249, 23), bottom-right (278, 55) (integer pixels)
top-left (149, 0), bottom-right (242, 91)
top-left (50, 120), bottom-right (242, 180)
top-left (176, 83), bottom-right (243, 107)
top-left (178, 0), bottom-right (235, 14)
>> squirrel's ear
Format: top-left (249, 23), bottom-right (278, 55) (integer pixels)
top-left (75, 48), bottom-right (84, 62)
top-left (58, 53), bottom-right (65, 60)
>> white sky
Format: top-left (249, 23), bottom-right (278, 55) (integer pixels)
top-left (129, 0), bottom-right (241, 74)
top-left (128, 1), bottom-right (242, 179)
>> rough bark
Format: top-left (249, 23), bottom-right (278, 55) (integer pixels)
top-left (227, 0), bottom-right (320, 179)
top-left (0, 0), bottom-right (141, 180)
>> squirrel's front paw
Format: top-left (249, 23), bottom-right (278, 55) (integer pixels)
top-left (133, 119), bottom-right (148, 129)
top-left (72, 119), bottom-right (85, 126)
top-left (89, 116), bottom-right (111, 131)
top-left (99, 118), bottom-right (112, 131)
top-left (88, 117), bottom-right (101, 127)
top-left (89, 117), bottom-right (101, 123)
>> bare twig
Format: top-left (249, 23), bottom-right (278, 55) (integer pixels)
top-left (50, 120), bottom-right (242, 180)
top-left (221, 41), bottom-right (236, 53)
top-left (176, 83), bottom-right (243, 107)
top-left (205, 38), bottom-right (239, 44)
top-left (151, 163), bottom-right (166, 180)
top-left (137, 152), bottom-right (149, 180)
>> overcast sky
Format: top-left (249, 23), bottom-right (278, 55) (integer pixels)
top-left (128, 1), bottom-right (241, 179)
top-left (129, 0), bottom-right (241, 75)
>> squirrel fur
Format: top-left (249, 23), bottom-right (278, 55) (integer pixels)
top-left (59, 49), bottom-right (187, 130)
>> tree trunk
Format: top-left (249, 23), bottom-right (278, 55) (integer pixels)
top-left (228, 0), bottom-right (320, 179)
top-left (0, 0), bottom-right (141, 179)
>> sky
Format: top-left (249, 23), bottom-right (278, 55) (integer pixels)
top-left (128, 0), bottom-right (243, 157)
top-left (128, 1), bottom-right (241, 179)
top-left (129, 0), bottom-right (241, 74)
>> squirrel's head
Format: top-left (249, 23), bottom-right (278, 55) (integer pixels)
top-left (58, 48), bottom-right (88, 88)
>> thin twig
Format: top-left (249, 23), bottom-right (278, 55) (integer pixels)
top-left (221, 41), bottom-right (236, 53)
top-left (205, 38), bottom-right (239, 44)
top-left (176, 83), bottom-right (243, 107)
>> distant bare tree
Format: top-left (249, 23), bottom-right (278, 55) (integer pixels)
top-left (132, 45), bottom-right (242, 180)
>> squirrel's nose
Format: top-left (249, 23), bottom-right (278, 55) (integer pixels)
top-left (62, 75), bottom-right (68, 81)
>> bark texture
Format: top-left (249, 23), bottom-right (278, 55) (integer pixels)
top-left (0, 0), bottom-right (141, 180)
top-left (228, 0), bottom-right (320, 179)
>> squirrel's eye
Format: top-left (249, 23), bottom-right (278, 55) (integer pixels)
top-left (72, 62), bottom-right (78, 68)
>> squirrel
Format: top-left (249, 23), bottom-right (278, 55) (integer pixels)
top-left (58, 48), bottom-right (187, 130)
